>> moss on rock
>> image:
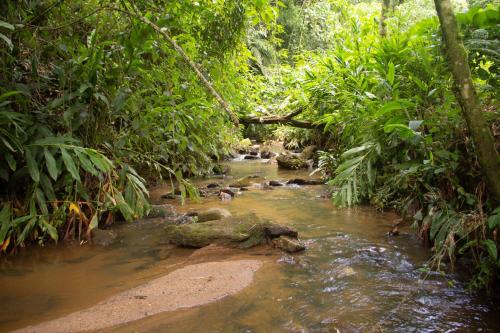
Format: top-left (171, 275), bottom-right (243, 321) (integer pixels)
top-left (163, 213), bottom-right (301, 252)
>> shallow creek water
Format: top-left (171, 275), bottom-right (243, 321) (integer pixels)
top-left (1, 159), bottom-right (499, 332)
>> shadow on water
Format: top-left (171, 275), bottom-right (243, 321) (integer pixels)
top-left (1, 159), bottom-right (499, 332)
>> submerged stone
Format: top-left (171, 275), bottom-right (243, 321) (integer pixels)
top-left (91, 229), bottom-right (117, 247)
top-left (229, 175), bottom-right (265, 188)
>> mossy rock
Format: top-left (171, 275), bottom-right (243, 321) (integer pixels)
top-left (300, 145), bottom-right (318, 160)
top-left (276, 152), bottom-right (308, 170)
top-left (163, 214), bottom-right (299, 250)
top-left (188, 208), bottom-right (232, 223)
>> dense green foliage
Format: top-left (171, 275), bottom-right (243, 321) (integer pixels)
top-left (244, 0), bottom-right (500, 289)
top-left (0, 0), bottom-right (499, 289)
top-left (0, 0), bottom-right (275, 250)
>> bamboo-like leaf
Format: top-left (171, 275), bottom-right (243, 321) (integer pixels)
top-left (483, 240), bottom-right (498, 261)
top-left (25, 148), bottom-right (40, 183)
top-left (5, 153), bottom-right (16, 171)
top-left (40, 173), bottom-right (56, 202)
top-left (41, 218), bottom-right (58, 242)
top-left (88, 151), bottom-right (112, 172)
top-left (0, 205), bottom-right (12, 243)
top-left (342, 144), bottom-right (372, 158)
top-left (35, 187), bottom-right (48, 215)
top-left (0, 33), bottom-right (13, 51)
top-left (89, 213), bottom-right (99, 231)
top-left (387, 61), bottom-right (395, 85)
top-left (75, 150), bottom-right (98, 176)
top-left (17, 216), bottom-right (36, 244)
top-left (60, 147), bottom-right (81, 182)
top-left (487, 211), bottom-right (500, 230)
top-left (430, 211), bottom-right (445, 240)
top-left (0, 20), bottom-right (15, 30)
top-left (44, 148), bottom-right (58, 181)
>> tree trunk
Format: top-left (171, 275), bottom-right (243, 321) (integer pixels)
top-left (379, 0), bottom-right (391, 37)
top-left (434, 0), bottom-right (500, 204)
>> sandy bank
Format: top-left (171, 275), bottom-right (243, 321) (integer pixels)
top-left (14, 260), bottom-right (262, 333)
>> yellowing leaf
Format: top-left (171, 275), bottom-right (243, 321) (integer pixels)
top-left (69, 202), bottom-right (81, 215)
top-left (1, 237), bottom-right (10, 251)
top-left (89, 213), bottom-right (99, 231)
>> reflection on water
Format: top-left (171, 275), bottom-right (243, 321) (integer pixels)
top-left (1, 160), bottom-right (499, 332)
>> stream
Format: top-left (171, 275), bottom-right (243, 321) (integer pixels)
top-left (1, 156), bottom-right (499, 332)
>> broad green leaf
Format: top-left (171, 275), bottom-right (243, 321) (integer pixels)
top-left (0, 20), bottom-right (14, 30)
top-left (75, 150), bottom-right (98, 176)
top-left (487, 213), bottom-right (500, 230)
top-left (336, 155), bottom-right (364, 173)
top-left (41, 219), bottom-right (58, 242)
top-left (35, 187), bottom-right (48, 215)
top-left (0, 91), bottom-right (22, 102)
top-left (0, 205), bottom-right (12, 243)
top-left (483, 239), bottom-right (498, 261)
top-left (430, 212), bottom-right (445, 240)
top-left (60, 147), bottom-right (81, 182)
top-left (17, 217), bottom-right (36, 244)
top-left (342, 144), bottom-right (372, 158)
top-left (40, 173), bottom-right (56, 202)
top-left (0, 33), bottom-right (13, 51)
top-left (387, 62), bottom-right (395, 85)
top-left (5, 153), bottom-right (16, 171)
top-left (25, 148), bottom-right (40, 183)
top-left (87, 151), bottom-right (112, 172)
top-left (44, 148), bottom-right (58, 181)
top-left (375, 100), bottom-right (413, 117)
top-left (383, 123), bottom-right (412, 133)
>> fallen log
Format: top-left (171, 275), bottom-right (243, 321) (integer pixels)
top-left (240, 108), bottom-right (323, 129)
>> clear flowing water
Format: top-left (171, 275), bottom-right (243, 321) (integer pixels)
top-left (1, 159), bottom-right (498, 332)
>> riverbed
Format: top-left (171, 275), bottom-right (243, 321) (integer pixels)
top-left (1, 158), bottom-right (499, 332)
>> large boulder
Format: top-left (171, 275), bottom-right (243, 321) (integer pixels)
top-left (163, 214), bottom-right (304, 253)
top-left (276, 152), bottom-right (308, 170)
top-left (300, 145), bottom-right (318, 160)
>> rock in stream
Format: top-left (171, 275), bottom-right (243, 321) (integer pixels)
top-left (163, 214), bottom-right (305, 253)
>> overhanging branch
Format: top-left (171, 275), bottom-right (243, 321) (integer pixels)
top-left (240, 108), bottom-right (323, 129)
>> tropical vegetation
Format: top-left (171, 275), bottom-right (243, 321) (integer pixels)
top-left (0, 0), bottom-right (499, 290)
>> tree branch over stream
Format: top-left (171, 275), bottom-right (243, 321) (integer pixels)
top-left (240, 108), bottom-right (323, 129)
